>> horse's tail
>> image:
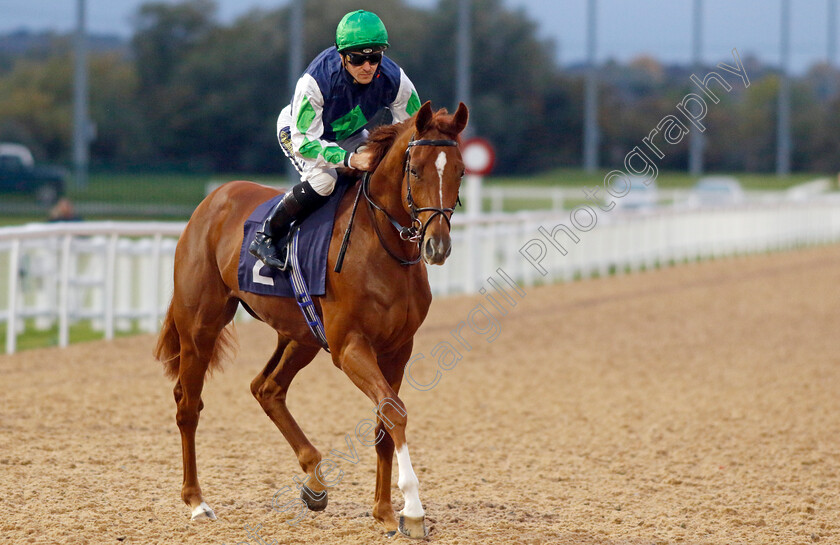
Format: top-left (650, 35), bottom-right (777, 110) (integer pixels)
top-left (153, 299), bottom-right (238, 381)
top-left (153, 300), bottom-right (182, 380)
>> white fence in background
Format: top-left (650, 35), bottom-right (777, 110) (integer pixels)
top-left (3, 199), bottom-right (840, 354)
top-left (430, 198), bottom-right (840, 294)
top-left (483, 185), bottom-right (795, 213)
top-left (0, 222), bottom-right (183, 355)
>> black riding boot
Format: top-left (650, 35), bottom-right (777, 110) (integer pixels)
top-left (249, 181), bottom-right (329, 270)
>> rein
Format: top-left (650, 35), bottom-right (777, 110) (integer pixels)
top-left (334, 135), bottom-right (460, 271)
top-left (363, 137), bottom-right (459, 266)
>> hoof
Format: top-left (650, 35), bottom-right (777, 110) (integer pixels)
top-left (398, 514), bottom-right (427, 539)
top-left (300, 485), bottom-right (328, 511)
top-left (385, 530), bottom-right (398, 539)
top-left (190, 502), bottom-right (217, 521)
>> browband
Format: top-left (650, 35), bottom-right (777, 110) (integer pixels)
top-left (407, 139), bottom-right (458, 148)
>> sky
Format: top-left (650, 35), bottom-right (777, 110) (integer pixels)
top-left (0, 0), bottom-right (836, 74)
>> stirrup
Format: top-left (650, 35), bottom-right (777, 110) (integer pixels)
top-left (249, 231), bottom-right (291, 270)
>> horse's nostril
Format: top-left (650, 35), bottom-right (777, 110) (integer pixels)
top-left (424, 238), bottom-right (435, 257)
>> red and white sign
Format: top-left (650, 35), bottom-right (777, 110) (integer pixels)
top-left (461, 137), bottom-right (496, 176)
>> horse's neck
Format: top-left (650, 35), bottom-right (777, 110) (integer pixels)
top-left (368, 134), bottom-right (413, 225)
top-left (359, 135), bottom-right (421, 264)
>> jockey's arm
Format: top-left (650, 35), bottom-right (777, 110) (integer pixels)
top-left (347, 149), bottom-right (377, 171)
top-left (288, 74), bottom-right (352, 172)
top-left (389, 68), bottom-right (421, 123)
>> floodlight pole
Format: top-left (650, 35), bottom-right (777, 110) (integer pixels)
top-left (73, 0), bottom-right (89, 188)
top-left (289, 0), bottom-right (304, 93)
top-left (776, 0), bottom-right (792, 176)
top-left (288, 0), bottom-right (304, 185)
top-left (583, 0), bottom-right (599, 173)
top-left (829, 0), bottom-right (837, 66)
top-left (456, 0), bottom-right (473, 137)
top-left (688, 0), bottom-right (704, 177)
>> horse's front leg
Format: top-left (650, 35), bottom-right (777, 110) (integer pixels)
top-left (370, 341), bottom-right (413, 535)
top-left (335, 336), bottom-right (427, 538)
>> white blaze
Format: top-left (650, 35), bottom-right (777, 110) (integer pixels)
top-left (435, 151), bottom-right (447, 209)
top-left (396, 444), bottom-right (424, 518)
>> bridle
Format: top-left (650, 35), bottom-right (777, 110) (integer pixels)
top-left (362, 135), bottom-right (460, 266)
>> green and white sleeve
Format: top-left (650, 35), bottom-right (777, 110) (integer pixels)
top-left (390, 68), bottom-right (422, 123)
top-left (289, 73), bottom-right (349, 171)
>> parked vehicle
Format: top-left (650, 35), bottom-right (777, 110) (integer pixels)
top-left (0, 142), bottom-right (67, 205)
top-left (612, 175), bottom-right (659, 211)
top-left (686, 176), bottom-right (745, 208)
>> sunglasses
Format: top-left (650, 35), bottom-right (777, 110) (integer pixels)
top-left (346, 51), bottom-right (383, 66)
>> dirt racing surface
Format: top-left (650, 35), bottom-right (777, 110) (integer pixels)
top-left (2, 244), bottom-right (840, 545)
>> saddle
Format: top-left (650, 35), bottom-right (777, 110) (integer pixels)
top-left (237, 180), bottom-right (351, 298)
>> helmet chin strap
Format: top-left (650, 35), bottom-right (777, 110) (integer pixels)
top-left (341, 57), bottom-right (359, 84)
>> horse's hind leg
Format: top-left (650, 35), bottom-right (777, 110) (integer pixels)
top-left (250, 338), bottom-right (326, 512)
top-left (173, 293), bottom-right (238, 521)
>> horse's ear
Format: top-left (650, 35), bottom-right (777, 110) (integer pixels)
top-left (453, 102), bottom-right (469, 135)
top-left (415, 101), bottom-right (433, 133)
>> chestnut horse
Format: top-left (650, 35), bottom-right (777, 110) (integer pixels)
top-left (154, 102), bottom-right (468, 538)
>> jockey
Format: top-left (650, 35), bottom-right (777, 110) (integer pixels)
top-left (250, 9), bottom-right (422, 269)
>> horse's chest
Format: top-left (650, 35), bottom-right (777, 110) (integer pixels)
top-left (374, 294), bottom-right (426, 334)
top-left (364, 281), bottom-right (430, 346)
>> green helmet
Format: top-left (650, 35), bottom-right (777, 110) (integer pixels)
top-left (335, 10), bottom-right (389, 53)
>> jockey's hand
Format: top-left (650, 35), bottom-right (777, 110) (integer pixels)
top-left (348, 147), bottom-right (376, 171)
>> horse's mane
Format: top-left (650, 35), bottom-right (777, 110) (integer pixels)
top-left (365, 108), bottom-right (459, 171)
top-left (365, 122), bottom-right (406, 169)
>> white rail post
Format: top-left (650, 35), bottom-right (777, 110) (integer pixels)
top-left (59, 234), bottom-right (72, 347)
top-left (104, 233), bottom-right (118, 340)
top-left (42, 238), bottom-right (59, 331)
top-left (150, 233), bottom-right (162, 332)
top-left (465, 174), bottom-right (482, 292)
top-left (6, 238), bottom-right (21, 355)
top-left (552, 189), bottom-right (565, 211)
top-left (490, 188), bottom-right (504, 213)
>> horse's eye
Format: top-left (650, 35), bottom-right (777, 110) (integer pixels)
top-left (460, 169), bottom-right (466, 178)
top-left (410, 168), bottom-right (419, 178)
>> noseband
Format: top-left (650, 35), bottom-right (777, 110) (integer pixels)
top-left (362, 136), bottom-right (459, 266)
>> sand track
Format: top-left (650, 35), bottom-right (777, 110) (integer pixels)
top-left (2, 245), bottom-right (840, 545)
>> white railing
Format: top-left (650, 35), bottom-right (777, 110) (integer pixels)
top-left (0, 222), bottom-right (184, 354)
top-left (3, 198), bottom-right (840, 354)
top-left (431, 197), bottom-right (840, 295)
top-left (483, 185), bottom-right (794, 213)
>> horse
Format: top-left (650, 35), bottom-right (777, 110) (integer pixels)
top-left (153, 101), bottom-right (469, 538)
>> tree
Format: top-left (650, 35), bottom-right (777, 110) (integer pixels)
top-left (170, 9), bottom-right (291, 170)
top-left (88, 53), bottom-right (150, 164)
top-left (131, 0), bottom-right (219, 164)
top-left (5, 0), bottom-right (840, 175)
top-left (420, 0), bottom-right (565, 173)
top-left (0, 56), bottom-right (72, 160)
top-left (0, 38), bottom-right (144, 166)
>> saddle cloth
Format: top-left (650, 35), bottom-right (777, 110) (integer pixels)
top-left (237, 181), bottom-right (351, 297)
